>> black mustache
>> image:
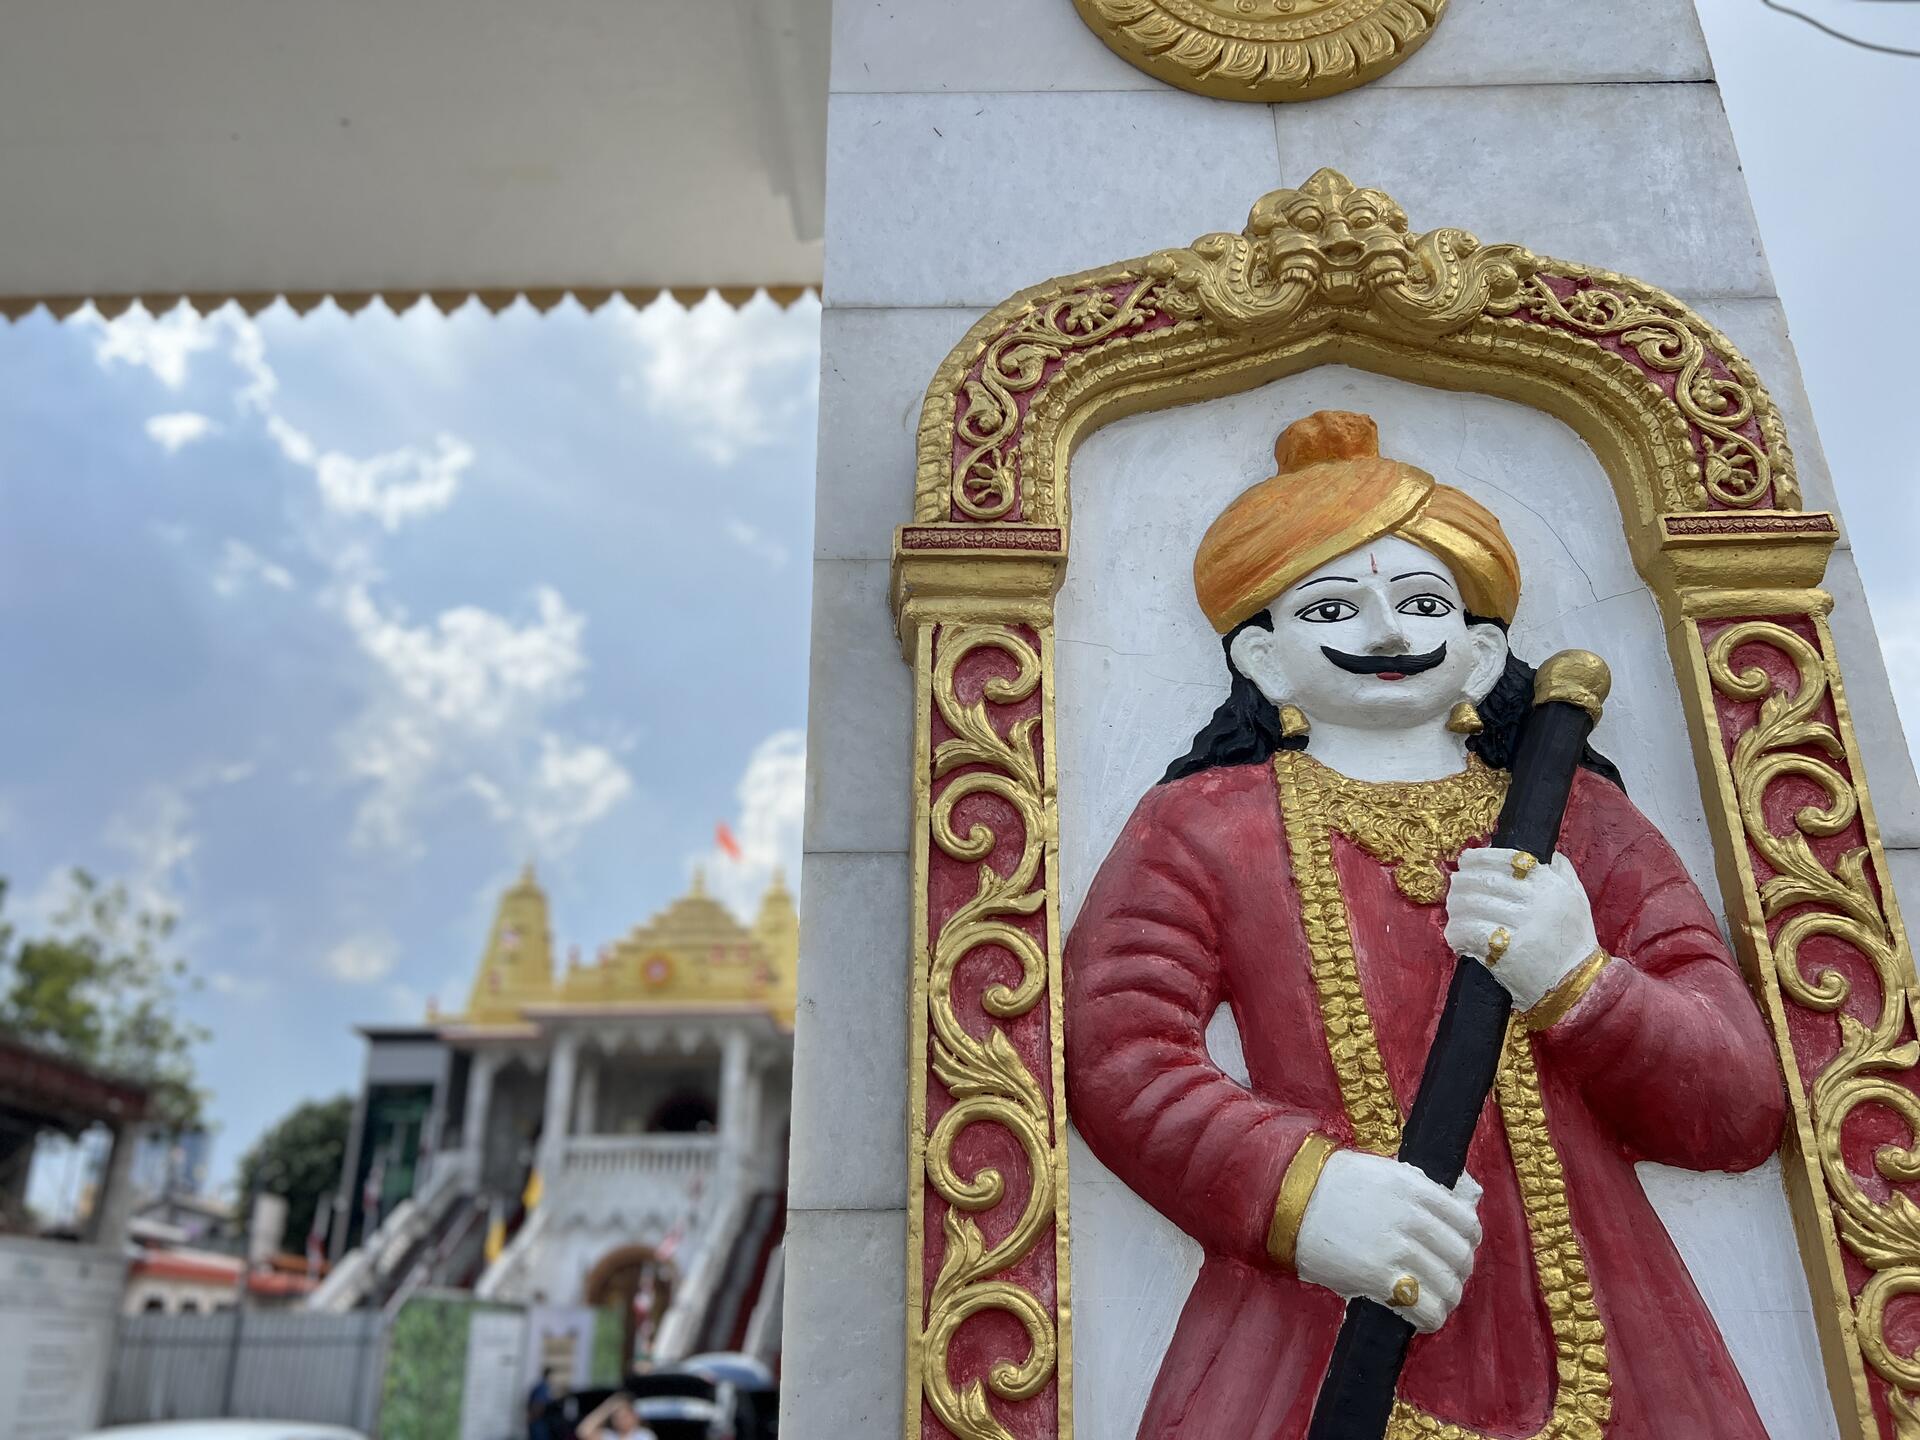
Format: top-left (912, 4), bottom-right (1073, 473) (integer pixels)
top-left (1320, 644), bottom-right (1448, 676)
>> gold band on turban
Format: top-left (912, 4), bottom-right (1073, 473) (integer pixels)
top-left (1193, 410), bottom-right (1521, 634)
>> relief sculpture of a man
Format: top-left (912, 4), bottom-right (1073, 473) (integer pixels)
top-left (1064, 411), bottom-right (1788, 1439)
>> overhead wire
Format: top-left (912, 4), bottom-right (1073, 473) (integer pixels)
top-left (1757, 0), bottom-right (1920, 57)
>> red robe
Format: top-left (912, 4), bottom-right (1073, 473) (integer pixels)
top-left (1064, 759), bottom-right (1785, 1440)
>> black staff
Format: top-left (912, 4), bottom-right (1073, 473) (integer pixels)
top-left (1305, 649), bottom-right (1612, 1440)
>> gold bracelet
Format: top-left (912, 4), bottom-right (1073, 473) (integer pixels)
top-left (1266, 1132), bottom-right (1338, 1269)
top-left (1524, 947), bottom-right (1612, 1032)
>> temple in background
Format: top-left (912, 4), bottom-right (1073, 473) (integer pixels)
top-left (310, 864), bottom-right (796, 1369)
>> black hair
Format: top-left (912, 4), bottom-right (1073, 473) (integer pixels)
top-left (1160, 612), bottom-right (1622, 789)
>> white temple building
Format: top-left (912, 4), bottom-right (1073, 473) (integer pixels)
top-left (310, 865), bottom-right (796, 1367)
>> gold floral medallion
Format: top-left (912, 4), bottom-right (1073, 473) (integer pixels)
top-left (1071, 0), bottom-right (1448, 101)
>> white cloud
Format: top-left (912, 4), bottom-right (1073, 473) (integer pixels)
top-left (341, 711), bottom-right (439, 853)
top-left (525, 735), bottom-right (633, 852)
top-left (695, 729), bottom-right (806, 920)
top-left (86, 305), bottom-right (218, 390)
top-left (269, 417), bottom-right (472, 530)
top-left (90, 304), bottom-right (467, 533)
top-left (226, 314), bottom-right (278, 412)
top-left (211, 539), bottom-right (295, 598)
top-left (335, 582), bottom-right (627, 853)
top-left (724, 517), bottom-right (790, 569)
top-left (208, 970), bottom-right (270, 1001)
top-left (97, 760), bottom-right (255, 919)
top-left (324, 933), bottom-right (397, 984)
top-left (86, 303), bottom-right (276, 406)
top-left (8, 866), bottom-right (77, 935)
top-left (342, 583), bottom-right (584, 731)
top-left (146, 411), bottom-right (218, 454)
top-left (622, 293), bottom-right (820, 465)
top-left (104, 785), bottom-right (199, 918)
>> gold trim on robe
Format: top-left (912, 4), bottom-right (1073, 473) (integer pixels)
top-left (1272, 751), bottom-right (1613, 1440)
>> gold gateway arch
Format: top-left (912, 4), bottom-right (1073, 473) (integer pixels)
top-left (890, 168), bottom-right (1915, 1440)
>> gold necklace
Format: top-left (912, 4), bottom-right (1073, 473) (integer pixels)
top-left (1284, 751), bottom-right (1508, 903)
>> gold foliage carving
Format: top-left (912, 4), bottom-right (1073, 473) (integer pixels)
top-left (923, 625), bottom-right (1057, 1440)
top-left (914, 170), bottom-right (1798, 532)
top-left (1514, 278), bottom-right (1786, 508)
top-left (953, 283), bottom-right (1183, 523)
top-left (1706, 622), bottom-right (1920, 1423)
top-left (1071, 0), bottom-right (1448, 101)
top-left (1153, 169), bottom-right (1534, 339)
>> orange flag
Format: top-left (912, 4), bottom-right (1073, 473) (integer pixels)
top-left (715, 822), bottom-right (743, 861)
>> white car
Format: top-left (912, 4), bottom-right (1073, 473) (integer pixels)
top-left (76, 1424), bottom-right (369, 1440)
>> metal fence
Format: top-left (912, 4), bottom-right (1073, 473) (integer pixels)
top-left (106, 1309), bottom-right (386, 1434)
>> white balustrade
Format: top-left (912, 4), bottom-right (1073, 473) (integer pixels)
top-left (550, 1135), bottom-right (721, 1227)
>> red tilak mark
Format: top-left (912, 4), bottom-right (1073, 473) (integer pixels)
top-left (1370, 552), bottom-right (1380, 575)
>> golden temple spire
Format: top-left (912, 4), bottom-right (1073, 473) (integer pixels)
top-left (753, 869), bottom-right (799, 1026)
top-left (457, 863), bottom-right (557, 1024)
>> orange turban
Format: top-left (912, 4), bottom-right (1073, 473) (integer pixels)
top-left (1192, 411), bottom-right (1521, 634)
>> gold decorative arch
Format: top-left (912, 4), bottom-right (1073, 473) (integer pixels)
top-left (1070, 0), bottom-right (1449, 102)
top-left (891, 168), bottom-right (1916, 1440)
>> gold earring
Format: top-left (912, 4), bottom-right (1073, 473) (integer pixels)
top-left (1446, 701), bottom-right (1484, 735)
top-left (1280, 704), bottom-right (1311, 739)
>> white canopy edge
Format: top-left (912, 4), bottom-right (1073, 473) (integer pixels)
top-left (0, 285), bottom-right (818, 323)
top-left (0, 0), bottom-right (826, 314)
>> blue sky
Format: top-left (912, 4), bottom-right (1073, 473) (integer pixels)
top-left (0, 294), bottom-right (819, 1193)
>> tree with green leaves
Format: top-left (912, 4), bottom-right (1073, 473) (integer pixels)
top-left (0, 869), bottom-right (208, 1132)
top-left (236, 1094), bottom-right (353, 1251)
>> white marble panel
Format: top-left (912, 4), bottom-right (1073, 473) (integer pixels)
top-left (1271, 83), bottom-right (1772, 303)
top-left (830, 0), bottom-right (1712, 96)
top-left (1826, 550), bottom-right (1920, 849)
top-left (816, 305), bottom-right (983, 561)
top-left (1052, 369), bottom-right (1829, 1430)
top-left (1386, 0), bottom-right (1713, 88)
top-left (824, 90), bottom-right (1283, 309)
top-left (804, 559), bottom-right (914, 854)
top-left (780, 1207), bottom-right (907, 1439)
top-left (831, 0), bottom-right (1154, 95)
top-left (789, 852), bottom-right (911, 1210)
top-left (1066, 1127), bottom-right (1203, 1439)
top-left (1636, 1161), bottom-right (1843, 1440)
top-left (825, 83), bottom-right (1769, 311)
top-left (1692, 296), bottom-right (1844, 532)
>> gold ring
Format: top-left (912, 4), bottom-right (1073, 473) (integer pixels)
top-left (1510, 853), bottom-right (1539, 881)
top-left (1485, 926), bottom-right (1512, 966)
top-left (1389, 1275), bottom-right (1420, 1309)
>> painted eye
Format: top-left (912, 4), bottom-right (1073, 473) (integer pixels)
top-left (1396, 593), bottom-right (1455, 618)
top-left (1296, 599), bottom-right (1358, 623)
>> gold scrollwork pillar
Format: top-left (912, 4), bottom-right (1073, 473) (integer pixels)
top-left (1655, 514), bottom-right (1918, 1439)
top-left (896, 531), bottom-right (1071, 1440)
